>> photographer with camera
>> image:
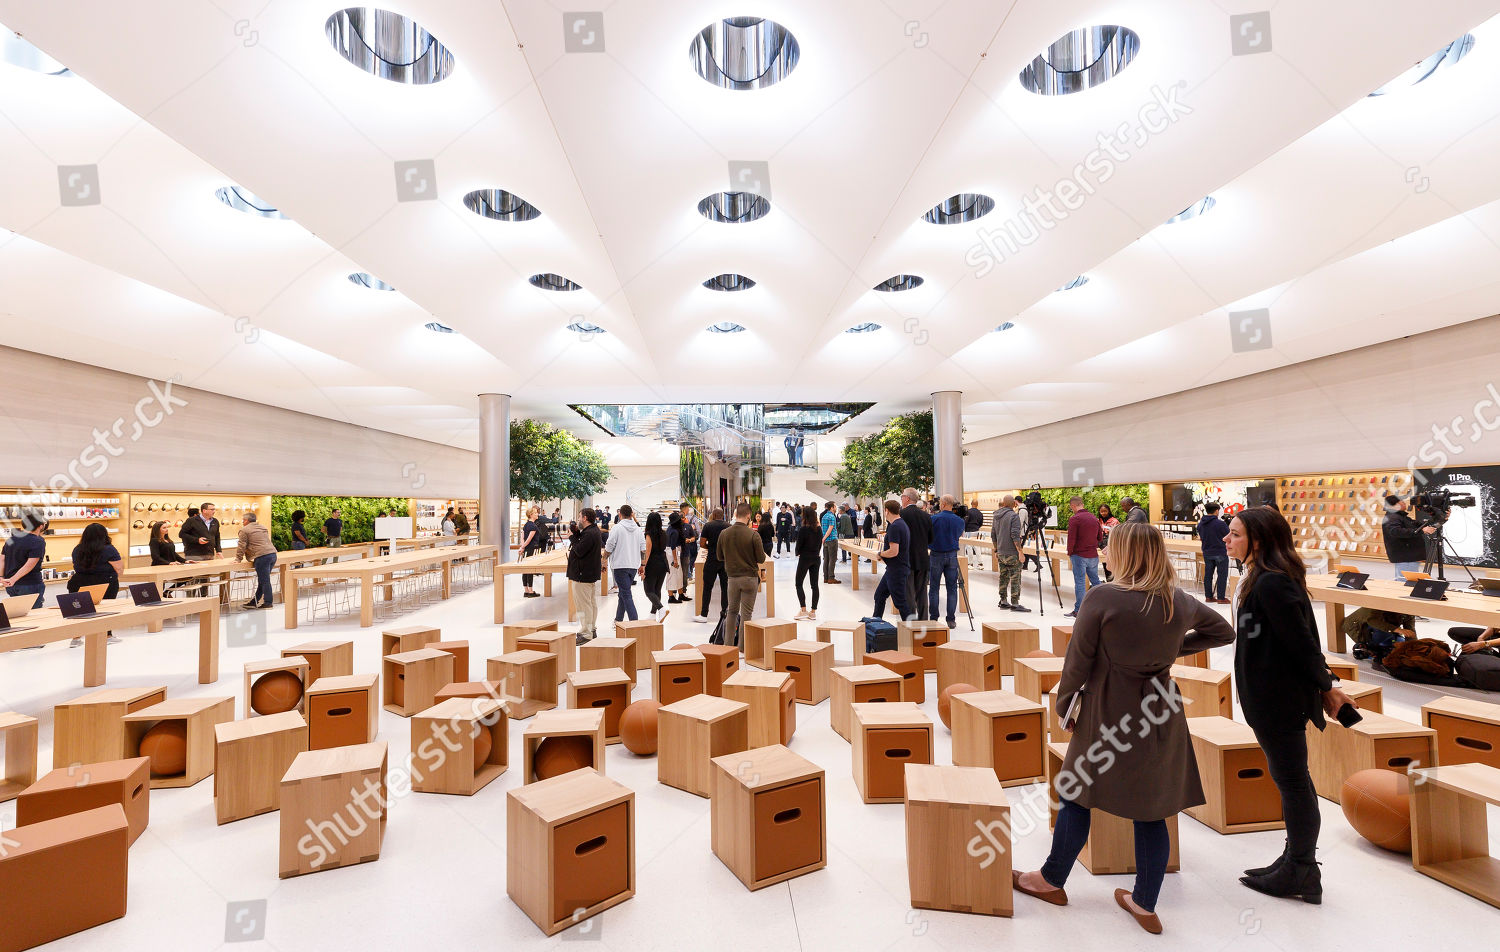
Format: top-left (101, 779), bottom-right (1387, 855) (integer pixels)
top-left (1381, 494), bottom-right (1435, 581)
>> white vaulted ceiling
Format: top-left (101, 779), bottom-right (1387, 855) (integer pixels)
top-left (2, 1), bottom-right (1499, 449)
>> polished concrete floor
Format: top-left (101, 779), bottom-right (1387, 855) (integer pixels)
top-left (1, 551), bottom-right (1495, 951)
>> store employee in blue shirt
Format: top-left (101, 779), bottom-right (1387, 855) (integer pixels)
top-left (873, 499), bottom-right (911, 621)
top-left (928, 494), bottom-right (965, 628)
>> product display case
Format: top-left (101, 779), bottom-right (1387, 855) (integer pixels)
top-left (1276, 471), bottom-right (1413, 560)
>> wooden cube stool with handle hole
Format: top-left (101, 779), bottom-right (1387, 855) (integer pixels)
top-left (897, 620), bottom-right (949, 671)
top-left (722, 670), bottom-right (796, 748)
top-left (429, 640), bottom-right (470, 682)
top-left (815, 620), bottom-right (866, 665)
top-left (1338, 680), bottom-right (1382, 714)
top-left (487, 651), bottom-right (560, 719)
top-left (213, 712), bottom-right (307, 824)
top-left (1326, 653), bottom-right (1359, 682)
top-left (659, 695), bottom-right (750, 797)
top-left (699, 643), bottom-right (740, 696)
top-left (279, 742), bottom-right (387, 878)
top-left (382, 624), bottom-right (440, 658)
top-left (0, 712), bottom-right (39, 803)
top-left (411, 697), bottom-right (508, 795)
top-left (522, 709), bottom-right (606, 784)
top-left (1409, 762), bottom-right (1500, 909)
top-left (937, 641), bottom-right (1001, 695)
top-left (17, 756), bottom-right (150, 844)
top-left (1050, 624), bottom-right (1073, 658)
top-left (905, 764), bottom-right (1012, 917)
top-left (306, 674), bottom-right (379, 751)
top-left (1046, 742), bottom-right (1181, 875)
top-left (52, 686), bottom-right (166, 770)
top-left (567, 668), bottom-right (632, 744)
top-left (951, 690), bottom-right (1046, 787)
top-left (435, 680), bottom-right (505, 704)
top-left (281, 641), bottom-right (352, 683)
top-left (1306, 709), bottom-right (1437, 803)
top-left (1422, 696), bottom-right (1500, 769)
top-left (122, 697), bottom-right (234, 789)
top-left (515, 631), bottom-right (576, 684)
top-left (382, 648), bottom-right (455, 717)
top-left (710, 744), bottom-right (825, 890)
top-left (866, 650), bottom-right (925, 704)
top-left (852, 702), bottom-right (932, 803)
top-left (981, 622), bottom-right (1038, 678)
top-left (1170, 664), bottom-right (1232, 719)
top-left (652, 649), bottom-right (707, 706)
top-left (1014, 656), bottom-right (1064, 704)
top-left (503, 619), bottom-right (559, 655)
top-left (773, 640), bottom-right (834, 705)
top-left (1184, 716), bottom-right (1283, 834)
top-left (0, 803), bottom-right (128, 951)
top-left (243, 658), bottom-right (311, 719)
top-left (829, 666), bottom-right (902, 742)
top-left (612, 619), bottom-right (663, 669)
top-left (743, 619), bottom-right (797, 670)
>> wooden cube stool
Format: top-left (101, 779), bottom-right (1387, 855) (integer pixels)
top-left (213, 712), bottom-right (307, 824)
top-left (282, 640), bottom-right (353, 683)
top-left (952, 690), bottom-right (1046, 786)
top-left (382, 624), bottom-right (440, 657)
top-left (744, 618), bottom-right (797, 670)
top-left (1046, 742), bottom-right (1181, 874)
top-left (1180, 649), bottom-right (1210, 668)
top-left (699, 643), bottom-right (740, 696)
top-left (279, 742), bottom-right (387, 878)
top-left (436, 680), bottom-right (505, 703)
top-left (567, 668), bottom-right (632, 744)
top-left (122, 697), bottom-right (234, 788)
top-left (1307, 709), bottom-right (1436, 803)
top-left (487, 650), bottom-right (560, 719)
top-left (411, 697), bottom-right (508, 795)
top-left (52, 686), bottom-right (166, 769)
top-left (1339, 680), bottom-right (1383, 714)
top-left (382, 648), bottom-right (455, 716)
top-left (613, 619), bottom-right (663, 668)
top-left (1050, 624), bottom-right (1073, 657)
top-left (243, 657), bottom-right (311, 718)
top-left (306, 674), bottom-right (379, 750)
top-left (722, 670), bottom-right (796, 747)
top-left (507, 767), bottom-right (635, 935)
top-left (429, 640), bottom-right (470, 681)
top-left (937, 641), bottom-right (1001, 695)
top-left (1044, 685), bottom-right (1071, 742)
top-left (1170, 665), bottom-right (1232, 718)
top-left (652, 649), bottom-right (707, 706)
top-left (710, 744), bottom-right (825, 890)
top-left (898, 620), bottom-right (949, 671)
top-left (0, 804), bottom-right (128, 950)
top-left (0, 712), bottom-right (39, 802)
top-left (1325, 653), bottom-right (1359, 681)
top-left (773, 640), bottom-right (834, 705)
top-left (815, 619), bottom-right (866, 664)
top-left (829, 665), bottom-right (902, 742)
top-left (580, 637), bottom-right (638, 682)
top-left (515, 630), bottom-right (576, 684)
top-left (522, 709), bottom-right (606, 784)
top-left (659, 695), bottom-right (750, 797)
top-left (17, 756), bottom-right (149, 844)
top-left (866, 650), bottom-right (925, 704)
top-left (1184, 716), bottom-right (1283, 834)
top-left (1409, 762), bottom-right (1500, 909)
top-left (981, 622), bottom-right (1039, 677)
top-left (905, 764), bottom-right (1012, 917)
top-left (503, 619), bottom-right (560, 655)
top-left (1014, 655), bottom-right (1064, 703)
top-left (1422, 696), bottom-right (1500, 769)
top-left (852, 702), bottom-right (933, 803)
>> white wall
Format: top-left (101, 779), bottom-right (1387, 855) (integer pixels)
top-left (962, 315), bottom-right (1500, 489)
top-left (593, 465), bottom-right (681, 512)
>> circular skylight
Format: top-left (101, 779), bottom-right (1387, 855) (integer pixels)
top-left (529, 273), bottom-right (582, 292)
top-left (1165, 196), bottom-right (1215, 224)
top-left (1, 24), bottom-right (69, 75)
top-left (464, 189), bottom-right (542, 222)
top-left (1368, 34), bottom-right (1475, 96)
top-left (923, 193), bottom-right (995, 225)
top-left (325, 8), bottom-right (455, 85)
top-left (707, 321), bottom-right (747, 334)
top-left (703, 273), bottom-right (757, 292)
top-left (424, 322), bottom-right (455, 334)
top-left (697, 191), bottom-right (771, 223)
top-left (690, 17), bottom-right (800, 90)
top-left (568, 320), bottom-right (606, 335)
top-left (874, 274), bottom-right (924, 292)
top-left (845, 323), bottom-right (882, 334)
top-left (995, 322), bottom-right (1016, 332)
top-left (348, 272), bottom-right (396, 290)
top-left (1056, 275), bottom-right (1089, 291)
top-left (215, 186), bottom-right (287, 220)
top-left (1019, 25), bottom-right (1141, 96)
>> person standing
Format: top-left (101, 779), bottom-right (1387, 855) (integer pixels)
top-left (1227, 508), bottom-right (1353, 904)
top-left (837, 505), bottom-right (855, 563)
top-left (873, 499), bottom-right (911, 621)
top-left (2, 512), bottom-right (49, 610)
top-left (928, 494), bottom-right (965, 629)
top-left (1120, 497), bottom-right (1148, 524)
top-left (290, 510), bottom-right (309, 550)
top-left (1380, 494), bottom-right (1434, 580)
top-left (719, 503), bottom-right (766, 648)
top-left (992, 495), bottom-right (1028, 612)
top-left (679, 503), bottom-right (699, 583)
top-left (323, 509), bottom-right (343, 548)
top-left (776, 504), bottom-right (794, 556)
top-left (234, 512), bottom-right (277, 611)
top-left (149, 521), bottom-right (188, 566)
top-left (784, 432), bottom-right (797, 467)
top-left (568, 509), bottom-right (603, 645)
top-left (441, 507), bottom-right (457, 546)
top-left (1197, 502), bottom-right (1230, 603)
top-left (642, 512), bottom-right (669, 621)
top-left (756, 511), bottom-right (774, 557)
top-left (793, 507), bottom-right (822, 621)
top-left (1013, 522), bottom-right (1235, 933)
top-left (520, 506), bottom-right (545, 598)
top-left (66, 522), bottom-right (124, 646)
top-left (820, 502), bottom-right (841, 585)
top-left (1097, 503), bottom-right (1120, 581)
top-left (1064, 497), bottom-right (1103, 618)
top-left (862, 505), bottom-right (877, 539)
top-left (900, 488), bottom-right (933, 619)
top-left (605, 505), bottom-right (645, 624)
top-left (695, 508), bottom-right (729, 622)
top-left (664, 512), bottom-right (685, 604)
top-left (180, 502), bottom-right (220, 560)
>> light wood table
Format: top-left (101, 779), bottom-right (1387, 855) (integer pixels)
top-left (0, 597), bottom-right (220, 685)
top-left (837, 540), bottom-right (883, 591)
top-left (121, 544), bottom-right (378, 623)
top-left (690, 553), bottom-right (777, 618)
top-left (284, 545), bottom-right (499, 629)
top-left (1306, 574), bottom-right (1500, 652)
top-left (378, 534), bottom-right (477, 553)
top-left (495, 549), bottom-right (572, 624)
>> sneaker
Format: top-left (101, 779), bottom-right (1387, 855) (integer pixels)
top-left (693, 615), bottom-right (708, 624)
top-left (69, 638), bottom-right (83, 648)
top-left (1064, 611), bottom-right (1078, 618)
top-left (997, 601), bottom-right (1011, 611)
top-left (1011, 604), bottom-right (1032, 613)
top-left (947, 619), bottom-right (957, 629)
top-left (575, 633), bottom-right (591, 647)
top-left (807, 611), bottom-right (817, 621)
top-left (794, 609), bottom-right (808, 620)
top-left (107, 635), bottom-right (123, 644)
top-left (15, 644), bottom-right (44, 651)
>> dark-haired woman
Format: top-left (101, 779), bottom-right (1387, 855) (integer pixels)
top-left (291, 510), bottom-right (308, 550)
top-left (755, 511), bottom-right (774, 557)
top-left (149, 521), bottom-right (188, 566)
top-left (1226, 507), bottom-right (1354, 904)
top-left (643, 512), bottom-right (668, 621)
top-left (665, 512), bottom-right (685, 604)
top-left (793, 507), bottom-right (822, 621)
top-left (68, 522), bottom-right (123, 646)
top-left (1098, 503), bottom-right (1120, 581)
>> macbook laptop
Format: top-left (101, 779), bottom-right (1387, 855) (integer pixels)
top-left (0, 603), bottom-right (34, 635)
top-left (1473, 578), bottom-right (1500, 597)
top-left (56, 591), bottom-right (117, 620)
top-left (1335, 572), bottom-right (1369, 591)
top-left (1408, 579), bottom-right (1450, 602)
top-left (128, 582), bottom-right (163, 606)
top-left (0, 593), bottom-right (36, 618)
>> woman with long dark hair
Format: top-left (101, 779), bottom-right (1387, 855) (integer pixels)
top-left (755, 511), bottom-right (774, 557)
top-left (1097, 503), bottom-right (1120, 581)
top-left (68, 522), bottom-right (123, 646)
top-left (1226, 507), bottom-right (1352, 904)
top-left (149, 520), bottom-right (187, 565)
top-left (793, 507), bottom-right (822, 620)
top-left (642, 512), bottom-right (668, 621)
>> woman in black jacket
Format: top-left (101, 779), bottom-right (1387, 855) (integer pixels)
top-left (793, 508), bottom-right (822, 621)
top-left (642, 512), bottom-right (668, 621)
top-left (149, 521), bottom-right (188, 565)
top-left (755, 511), bottom-right (774, 557)
top-left (1226, 508), bottom-right (1354, 904)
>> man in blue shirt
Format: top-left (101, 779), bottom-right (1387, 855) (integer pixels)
top-left (1196, 502), bottom-right (1231, 603)
top-left (873, 499), bottom-right (911, 621)
top-left (2, 511), bottom-right (50, 612)
top-left (820, 502), bottom-right (840, 584)
top-left (928, 494), bottom-right (966, 628)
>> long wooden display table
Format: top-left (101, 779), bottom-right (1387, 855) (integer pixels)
top-left (495, 549), bottom-right (572, 625)
top-left (689, 552), bottom-right (777, 617)
top-left (284, 544), bottom-right (499, 629)
top-left (0, 596), bottom-right (219, 686)
top-left (1306, 574), bottom-right (1500, 652)
top-left (958, 535), bottom-right (1062, 587)
top-left (121, 544), bottom-right (379, 622)
top-left (836, 539), bottom-right (974, 613)
top-left (378, 534), bottom-right (478, 554)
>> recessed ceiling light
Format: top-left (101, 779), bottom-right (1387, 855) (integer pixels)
top-left (529, 273), bottom-right (582, 292)
top-left (697, 191), bottom-right (771, 223)
top-left (215, 185), bottom-right (287, 220)
top-left (923, 193), bottom-right (995, 225)
top-left (1056, 275), bottom-right (1089, 291)
top-left (995, 322), bottom-right (1016, 332)
top-left (424, 322), bottom-right (455, 334)
top-left (845, 323), bottom-right (882, 334)
top-left (325, 8), bottom-right (455, 85)
top-left (703, 273), bottom-right (757, 292)
top-left (690, 17), bottom-right (800, 90)
top-left (1, 23), bottom-right (69, 75)
top-left (568, 320), bottom-right (606, 335)
top-left (1019, 25), bottom-right (1141, 96)
top-left (873, 274), bottom-right (924, 292)
top-left (463, 189), bottom-right (541, 222)
top-left (348, 272), bottom-right (396, 290)
top-left (1165, 196), bottom-right (1215, 224)
top-left (707, 321), bottom-right (747, 334)
top-left (1369, 34), bottom-right (1475, 96)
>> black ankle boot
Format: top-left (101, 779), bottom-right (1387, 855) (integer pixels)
top-left (1240, 859), bottom-right (1321, 904)
top-left (1244, 843), bottom-right (1288, 878)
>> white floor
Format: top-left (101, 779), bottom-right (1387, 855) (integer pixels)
top-left (2, 552), bottom-right (1496, 952)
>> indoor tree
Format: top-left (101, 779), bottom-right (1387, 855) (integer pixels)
top-left (828, 409), bottom-right (940, 499)
top-left (509, 419), bottom-right (611, 507)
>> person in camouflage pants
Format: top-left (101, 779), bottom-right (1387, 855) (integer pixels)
top-left (991, 495), bottom-right (1030, 612)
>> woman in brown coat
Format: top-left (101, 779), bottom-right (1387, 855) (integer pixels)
top-left (1015, 523), bottom-right (1234, 933)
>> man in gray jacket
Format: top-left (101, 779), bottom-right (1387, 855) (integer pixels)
top-left (991, 495), bottom-right (1029, 612)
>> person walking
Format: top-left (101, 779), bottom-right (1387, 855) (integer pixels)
top-left (323, 509), bottom-right (344, 548)
top-left (900, 489), bottom-right (933, 619)
top-left (1227, 507), bottom-right (1353, 905)
top-left (1064, 496), bottom-right (1103, 618)
top-left (1197, 502), bottom-right (1231, 603)
top-left (642, 512), bottom-right (669, 621)
top-left (234, 512), bottom-right (277, 611)
top-left (820, 501), bottom-right (841, 584)
top-left (568, 509), bottom-right (604, 645)
top-left (605, 504), bottom-right (645, 624)
top-left (719, 503), bottom-right (766, 648)
top-left (992, 495), bottom-right (1029, 612)
top-left (928, 494), bottom-right (965, 629)
top-left (695, 508), bottom-right (729, 622)
top-left (68, 522), bottom-right (125, 646)
top-left (873, 499), bottom-right (911, 621)
top-left (794, 507), bottom-right (822, 621)
top-left (1014, 522), bottom-right (1234, 933)
top-left (520, 506), bottom-right (545, 598)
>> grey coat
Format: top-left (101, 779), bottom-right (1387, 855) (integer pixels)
top-left (991, 507), bottom-right (1022, 557)
top-left (1056, 584), bottom-right (1235, 820)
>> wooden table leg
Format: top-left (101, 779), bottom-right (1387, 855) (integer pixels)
top-left (494, 566), bottom-right (506, 624)
top-left (1325, 601), bottom-right (1346, 653)
top-left (284, 575), bottom-right (299, 630)
top-left (83, 632), bottom-right (106, 687)
top-left (766, 566), bottom-right (775, 616)
top-left (441, 560), bottom-right (452, 599)
top-left (277, 561), bottom-right (291, 604)
top-left (146, 617), bottom-right (163, 633)
top-left (360, 577), bottom-right (375, 628)
top-left (568, 580), bottom-right (577, 623)
top-left (851, 553), bottom-right (860, 591)
top-left (544, 572), bottom-right (553, 597)
top-left (199, 605), bottom-right (219, 683)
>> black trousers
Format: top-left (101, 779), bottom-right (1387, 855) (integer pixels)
top-left (795, 557), bottom-right (820, 610)
top-left (1251, 724), bottom-right (1320, 862)
top-left (700, 559), bottom-right (728, 617)
top-left (644, 561), bottom-right (667, 613)
top-left (907, 563), bottom-right (930, 620)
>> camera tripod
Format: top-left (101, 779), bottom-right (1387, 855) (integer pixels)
top-left (1018, 517), bottom-right (1065, 616)
top-left (1422, 522), bottom-right (1482, 588)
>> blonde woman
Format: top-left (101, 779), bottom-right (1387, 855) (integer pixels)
top-left (1014, 523), bottom-right (1234, 934)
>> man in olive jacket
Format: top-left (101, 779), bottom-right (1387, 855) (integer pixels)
top-left (718, 503), bottom-right (766, 648)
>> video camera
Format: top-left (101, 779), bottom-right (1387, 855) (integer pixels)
top-left (1023, 485), bottom-right (1051, 525)
top-left (1412, 487), bottom-right (1475, 524)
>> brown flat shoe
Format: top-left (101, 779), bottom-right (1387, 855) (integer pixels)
top-left (1013, 870), bottom-right (1068, 906)
top-left (1115, 889), bottom-right (1162, 934)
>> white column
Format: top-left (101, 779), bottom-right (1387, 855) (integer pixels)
top-left (932, 390), bottom-right (964, 501)
top-left (478, 393), bottom-right (511, 562)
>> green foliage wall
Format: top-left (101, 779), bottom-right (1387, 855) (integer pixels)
top-left (1030, 484), bottom-right (1150, 530)
top-left (271, 496), bottom-right (411, 550)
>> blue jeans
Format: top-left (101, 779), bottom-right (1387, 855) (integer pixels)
top-left (928, 550), bottom-right (959, 624)
top-left (5, 582), bottom-right (45, 609)
top-left (613, 568), bottom-right (639, 622)
top-left (1042, 798), bottom-right (1170, 912)
top-left (1202, 554), bottom-right (1228, 600)
top-left (292, 540), bottom-right (307, 550)
top-left (252, 553), bottom-right (276, 605)
top-left (1070, 556), bottom-right (1100, 612)
top-left (874, 565), bottom-right (910, 621)
top-left (1392, 561), bottom-right (1420, 581)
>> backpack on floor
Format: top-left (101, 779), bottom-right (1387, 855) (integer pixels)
top-left (862, 617), bottom-right (897, 654)
top-left (1457, 650), bottom-right (1500, 692)
top-left (708, 612), bottom-right (728, 647)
